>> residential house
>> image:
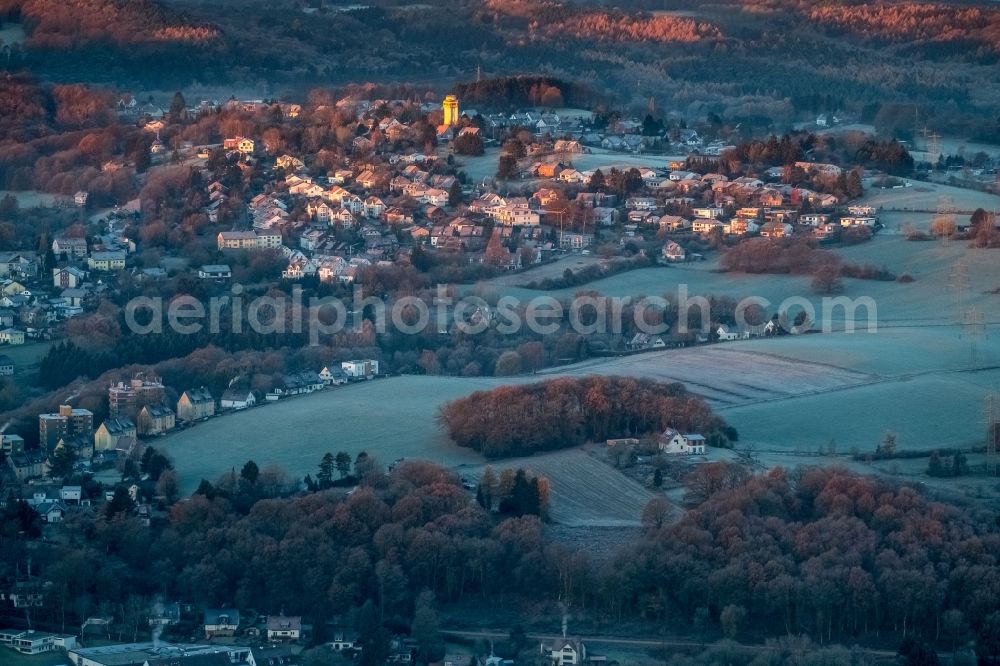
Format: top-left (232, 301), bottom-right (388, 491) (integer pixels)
top-left (327, 630), bottom-right (358, 652)
top-left (217, 231), bottom-right (258, 251)
top-left (692, 206), bottom-right (723, 219)
top-left (53, 267), bottom-right (86, 289)
top-left (625, 197), bottom-right (657, 211)
top-left (658, 215), bottom-right (690, 231)
top-left (492, 206), bottom-right (540, 227)
top-left (137, 404), bottom-right (176, 436)
top-left (0, 354), bottom-right (13, 376)
top-left (725, 219), bottom-right (760, 236)
top-left (760, 222), bottom-right (793, 238)
top-left (627, 332), bottom-right (666, 351)
top-left (319, 366), bottom-right (349, 385)
top-left (94, 418), bottom-right (137, 451)
top-left (52, 237), bottom-right (88, 259)
top-left (177, 388), bottom-right (215, 421)
top-left (204, 609), bottom-right (240, 638)
top-left (7, 450), bottom-right (46, 480)
top-left (198, 264), bottom-right (232, 280)
top-left (658, 428), bottom-right (706, 455)
top-left (275, 155), bottom-right (305, 171)
top-left (559, 233), bottom-right (594, 250)
top-left (541, 638), bottom-right (590, 666)
top-left (691, 220), bottom-right (724, 235)
top-left (716, 324), bottom-right (751, 341)
top-left (0, 629), bottom-right (75, 655)
top-left (0, 252), bottom-right (38, 278)
top-left (224, 137), bottom-right (255, 154)
top-left (839, 215), bottom-right (877, 228)
top-left (591, 207), bottom-right (617, 226)
top-left (341, 359), bottom-right (378, 379)
top-left (88, 251), bottom-right (127, 272)
top-left (249, 646), bottom-right (301, 666)
top-left (662, 241), bottom-right (686, 262)
top-left (364, 197), bottom-right (386, 219)
top-left (558, 169), bottom-right (585, 184)
top-left (148, 602), bottom-right (182, 628)
top-left (220, 388), bottom-right (256, 410)
top-left (800, 213), bottom-right (830, 227)
top-left (266, 616), bottom-right (302, 642)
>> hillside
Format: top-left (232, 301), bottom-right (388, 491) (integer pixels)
top-left (0, 0), bottom-right (998, 138)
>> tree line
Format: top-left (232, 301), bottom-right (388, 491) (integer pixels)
top-left (5, 459), bottom-right (1000, 659)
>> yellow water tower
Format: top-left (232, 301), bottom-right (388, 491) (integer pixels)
top-left (443, 95), bottom-right (460, 126)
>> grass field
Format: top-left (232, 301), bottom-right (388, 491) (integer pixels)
top-left (0, 23), bottom-right (26, 45)
top-left (457, 147), bottom-right (686, 185)
top-left (165, 192), bottom-right (1000, 515)
top-left (858, 180), bottom-right (999, 212)
top-left (0, 190), bottom-right (67, 208)
top-left (162, 377), bottom-right (490, 493)
top-left (2, 341), bottom-right (54, 379)
top-left (463, 448), bottom-right (656, 527)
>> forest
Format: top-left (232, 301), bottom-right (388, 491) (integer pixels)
top-left (4, 460), bottom-right (1000, 660)
top-left (0, 0), bottom-right (998, 139)
top-left (437, 376), bottom-right (734, 457)
top-left (0, 0), bottom-right (219, 47)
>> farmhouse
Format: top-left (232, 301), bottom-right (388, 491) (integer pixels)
top-left (658, 428), bottom-right (706, 455)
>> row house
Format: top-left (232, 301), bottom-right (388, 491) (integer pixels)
top-left (177, 387), bottom-right (215, 421)
top-left (137, 404), bottom-right (176, 436)
top-left (52, 237), bottom-right (88, 259)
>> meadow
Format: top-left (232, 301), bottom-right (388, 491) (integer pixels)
top-left (164, 194), bottom-right (1000, 520)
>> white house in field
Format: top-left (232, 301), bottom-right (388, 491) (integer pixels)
top-left (658, 428), bottom-right (706, 455)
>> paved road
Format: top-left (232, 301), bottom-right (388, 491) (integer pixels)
top-left (441, 628), bottom-right (899, 657)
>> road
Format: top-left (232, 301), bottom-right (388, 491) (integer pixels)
top-left (441, 628), bottom-right (899, 658)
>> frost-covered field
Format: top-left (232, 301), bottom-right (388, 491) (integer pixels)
top-left (457, 147), bottom-right (685, 184)
top-left (462, 448), bottom-right (656, 527)
top-left (166, 206), bottom-right (1000, 516)
top-left (858, 180), bottom-right (999, 211)
top-left (164, 377), bottom-right (491, 493)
